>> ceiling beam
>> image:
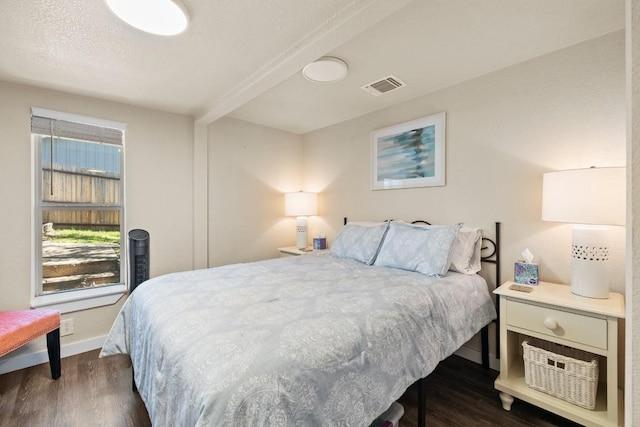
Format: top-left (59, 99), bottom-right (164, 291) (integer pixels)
top-left (194, 0), bottom-right (414, 126)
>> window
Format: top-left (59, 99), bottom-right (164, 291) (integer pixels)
top-left (31, 108), bottom-right (127, 312)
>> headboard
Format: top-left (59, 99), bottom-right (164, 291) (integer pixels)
top-left (341, 217), bottom-right (501, 284)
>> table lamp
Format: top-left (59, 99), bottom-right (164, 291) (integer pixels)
top-left (285, 191), bottom-right (317, 249)
top-left (542, 167), bottom-right (625, 298)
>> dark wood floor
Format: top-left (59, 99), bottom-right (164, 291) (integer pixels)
top-left (0, 350), bottom-right (150, 427)
top-left (0, 351), bottom-right (581, 427)
top-left (397, 355), bottom-right (580, 427)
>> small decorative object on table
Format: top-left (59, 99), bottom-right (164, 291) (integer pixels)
top-left (514, 248), bottom-right (538, 285)
top-left (313, 235), bottom-right (327, 250)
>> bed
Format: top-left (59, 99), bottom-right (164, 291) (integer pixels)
top-left (100, 220), bottom-right (500, 426)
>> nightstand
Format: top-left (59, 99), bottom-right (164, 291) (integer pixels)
top-left (278, 246), bottom-right (329, 257)
top-left (494, 281), bottom-right (624, 427)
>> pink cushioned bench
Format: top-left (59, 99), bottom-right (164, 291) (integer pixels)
top-left (0, 309), bottom-right (61, 379)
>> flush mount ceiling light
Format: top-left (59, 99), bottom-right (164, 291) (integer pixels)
top-left (302, 57), bottom-right (348, 83)
top-left (106, 0), bottom-right (189, 36)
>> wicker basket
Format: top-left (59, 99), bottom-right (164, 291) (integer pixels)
top-left (522, 339), bottom-right (599, 410)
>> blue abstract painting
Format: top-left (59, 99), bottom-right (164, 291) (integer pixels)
top-left (371, 112), bottom-right (445, 190)
top-left (377, 125), bottom-right (435, 180)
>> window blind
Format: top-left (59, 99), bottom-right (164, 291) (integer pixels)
top-left (31, 115), bottom-right (123, 146)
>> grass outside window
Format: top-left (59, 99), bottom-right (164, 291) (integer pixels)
top-left (45, 228), bottom-right (120, 245)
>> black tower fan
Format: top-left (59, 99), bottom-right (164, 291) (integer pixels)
top-left (128, 229), bottom-right (149, 293)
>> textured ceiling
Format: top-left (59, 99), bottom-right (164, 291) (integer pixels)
top-left (0, 0), bottom-right (408, 121)
top-left (230, 0), bottom-right (626, 133)
top-left (0, 0), bottom-right (625, 134)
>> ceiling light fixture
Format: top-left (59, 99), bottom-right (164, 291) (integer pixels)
top-left (105, 0), bottom-right (189, 36)
top-left (302, 57), bottom-right (349, 83)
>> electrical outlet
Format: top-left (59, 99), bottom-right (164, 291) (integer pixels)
top-left (61, 318), bottom-right (74, 336)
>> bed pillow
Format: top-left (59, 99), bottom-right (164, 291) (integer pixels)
top-left (449, 227), bottom-right (483, 274)
top-left (374, 221), bottom-right (461, 277)
top-left (330, 222), bottom-right (389, 265)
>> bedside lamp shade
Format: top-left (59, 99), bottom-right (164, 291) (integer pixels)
top-left (285, 192), bottom-right (317, 217)
top-left (285, 192), bottom-right (317, 249)
top-left (542, 167), bottom-right (625, 298)
top-left (542, 167), bottom-right (625, 226)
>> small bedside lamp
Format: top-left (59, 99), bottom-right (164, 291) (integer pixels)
top-left (285, 191), bottom-right (317, 249)
top-left (542, 167), bottom-right (625, 298)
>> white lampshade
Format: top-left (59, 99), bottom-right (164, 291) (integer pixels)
top-left (541, 167), bottom-right (625, 299)
top-left (285, 192), bottom-right (317, 217)
top-left (542, 167), bottom-right (625, 226)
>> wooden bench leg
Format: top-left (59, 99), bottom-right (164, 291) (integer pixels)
top-left (46, 328), bottom-right (61, 379)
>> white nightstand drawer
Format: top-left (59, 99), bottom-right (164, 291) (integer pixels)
top-left (506, 299), bottom-right (607, 350)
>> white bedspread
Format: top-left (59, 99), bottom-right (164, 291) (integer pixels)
top-left (100, 255), bottom-right (496, 426)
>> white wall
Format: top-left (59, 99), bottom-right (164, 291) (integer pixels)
top-left (0, 81), bottom-right (194, 349)
top-left (303, 31), bottom-right (626, 294)
top-left (207, 117), bottom-right (303, 266)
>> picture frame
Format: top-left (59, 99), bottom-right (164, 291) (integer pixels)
top-left (371, 112), bottom-right (446, 190)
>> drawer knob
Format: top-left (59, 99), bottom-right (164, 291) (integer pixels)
top-left (543, 318), bottom-right (558, 330)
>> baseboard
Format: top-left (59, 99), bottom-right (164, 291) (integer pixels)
top-left (0, 335), bottom-right (106, 375)
top-left (454, 346), bottom-right (500, 371)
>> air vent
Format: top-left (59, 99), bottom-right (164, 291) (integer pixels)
top-left (361, 75), bottom-right (406, 96)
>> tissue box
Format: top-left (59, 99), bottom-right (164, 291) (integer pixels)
top-left (515, 262), bottom-right (539, 285)
top-left (313, 237), bottom-right (327, 250)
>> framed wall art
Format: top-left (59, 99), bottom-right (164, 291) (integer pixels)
top-left (371, 112), bottom-right (446, 190)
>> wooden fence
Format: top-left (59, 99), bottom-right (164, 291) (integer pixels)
top-left (42, 169), bottom-right (121, 227)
